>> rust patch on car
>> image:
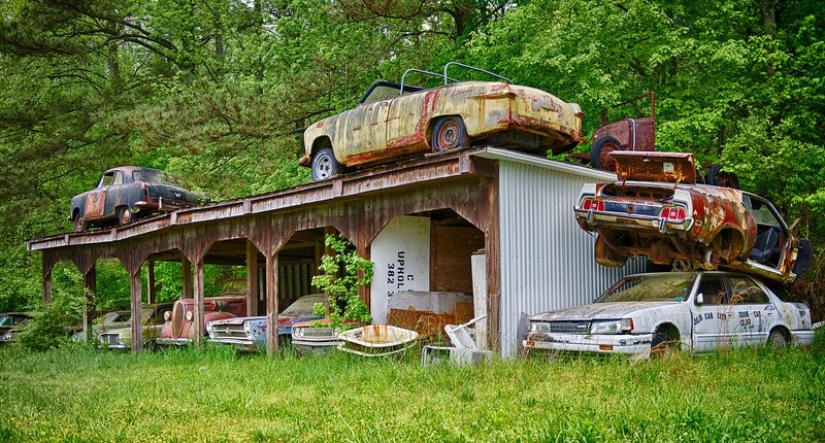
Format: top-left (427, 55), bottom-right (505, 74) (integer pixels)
top-left (612, 151), bottom-right (696, 184)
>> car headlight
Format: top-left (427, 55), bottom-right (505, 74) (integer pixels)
top-left (185, 311), bottom-right (193, 322)
top-left (530, 322), bottom-right (552, 333)
top-left (243, 322), bottom-right (252, 334)
top-left (164, 311), bottom-right (171, 322)
top-left (589, 319), bottom-right (633, 335)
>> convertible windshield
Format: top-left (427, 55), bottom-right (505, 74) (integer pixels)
top-left (596, 273), bottom-right (697, 303)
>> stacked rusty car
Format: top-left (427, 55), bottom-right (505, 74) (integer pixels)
top-left (300, 62), bottom-right (584, 181)
top-left (524, 150), bottom-right (815, 358)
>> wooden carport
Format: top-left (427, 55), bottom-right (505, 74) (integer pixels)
top-left (27, 148), bottom-right (501, 355)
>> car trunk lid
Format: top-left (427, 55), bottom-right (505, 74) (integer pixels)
top-left (612, 151), bottom-right (696, 184)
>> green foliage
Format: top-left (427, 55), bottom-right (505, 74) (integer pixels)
top-left (15, 286), bottom-right (84, 352)
top-left (1, 344), bottom-right (825, 441)
top-left (311, 234), bottom-right (373, 328)
top-left (1, 0), bottom-right (824, 316)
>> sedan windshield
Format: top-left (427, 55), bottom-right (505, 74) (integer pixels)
top-left (596, 273), bottom-right (697, 303)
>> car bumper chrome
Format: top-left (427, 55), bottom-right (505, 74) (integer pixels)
top-left (156, 338), bottom-right (193, 346)
top-left (574, 209), bottom-right (693, 234)
top-left (791, 330), bottom-right (816, 346)
top-left (523, 333), bottom-right (654, 356)
top-left (209, 338), bottom-right (262, 351)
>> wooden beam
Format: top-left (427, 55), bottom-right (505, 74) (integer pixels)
top-left (193, 259), bottom-right (205, 349)
top-left (265, 253), bottom-right (279, 356)
top-left (182, 257), bottom-right (192, 299)
top-left (42, 263), bottom-right (53, 304)
top-left (246, 241), bottom-right (259, 317)
top-left (129, 265), bottom-right (143, 356)
top-left (147, 261), bottom-right (156, 304)
top-left (82, 264), bottom-right (97, 343)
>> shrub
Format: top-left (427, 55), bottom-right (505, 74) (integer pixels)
top-left (16, 287), bottom-right (84, 352)
top-left (311, 234), bottom-right (373, 328)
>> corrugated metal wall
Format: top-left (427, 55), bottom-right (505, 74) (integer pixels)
top-left (497, 161), bottom-right (644, 357)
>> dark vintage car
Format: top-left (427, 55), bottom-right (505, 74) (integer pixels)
top-left (524, 272), bottom-right (814, 358)
top-left (300, 62), bottom-right (584, 180)
top-left (0, 312), bottom-right (32, 345)
top-left (96, 303), bottom-right (174, 350)
top-left (574, 151), bottom-right (812, 283)
top-left (69, 166), bottom-right (204, 232)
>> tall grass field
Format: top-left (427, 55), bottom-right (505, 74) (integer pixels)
top-left (1, 337), bottom-right (824, 443)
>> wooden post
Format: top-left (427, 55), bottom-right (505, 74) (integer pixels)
top-left (356, 239), bottom-right (371, 310)
top-left (82, 265), bottom-right (97, 342)
top-left (246, 241), bottom-right (259, 317)
top-left (193, 259), bottom-right (205, 349)
top-left (129, 265), bottom-right (143, 356)
top-left (182, 257), bottom-right (193, 299)
top-left (265, 253), bottom-right (279, 355)
top-left (42, 262), bottom-right (53, 304)
top-left (147, 261), bottom-right (156, 304)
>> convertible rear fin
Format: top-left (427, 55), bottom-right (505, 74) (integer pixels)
top-left (611, 151), bottom-right (696, 184)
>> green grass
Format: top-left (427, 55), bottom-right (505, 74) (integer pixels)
top-left (1, 341), bottom-right (824, 443)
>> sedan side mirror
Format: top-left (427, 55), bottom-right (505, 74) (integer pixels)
top-left (696, 293), bottom-right (704, 305)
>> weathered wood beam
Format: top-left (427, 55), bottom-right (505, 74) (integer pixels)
top-left (129, 266), bottom-right (143, 356)
top-left (82, 264), bottom-right (97, 343)
top-left (193, 259), bottom-right (205, 349)
top-left (147, 261), bottom-right (156, 304)
top-left (265, 253), bottom-right (279, 356)
top-left (246, 241), bottom-right (259, 317)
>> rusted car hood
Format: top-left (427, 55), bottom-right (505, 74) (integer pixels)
top-left (530, 302), bottom-right (682, 321)
top-left (611, 151), bottom-right (696, 184)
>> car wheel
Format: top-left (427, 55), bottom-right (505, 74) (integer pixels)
top-left (311, 147), bottom-right (344, 181)
top-left (590, 136), bottom-right (623, 171)
top-left (73, 215), bottom-right (86, 232)
top-left (117, 206), bottom-right (132, 226)
top-left (431, 117), bottom-right (470, 152)
top-left (650, 328), bottom-right (679, 358)
top-left (767, 329), bottom-right (788, 349)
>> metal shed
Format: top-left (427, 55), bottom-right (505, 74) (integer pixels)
top-left (27, 147), bottom-right (640, 358)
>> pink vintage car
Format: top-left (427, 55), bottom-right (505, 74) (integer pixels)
top-left (156, 296), bottom-right (246, 346)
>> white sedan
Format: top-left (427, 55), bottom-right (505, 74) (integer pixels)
top-left (524, 272), bottom-right (814, 358)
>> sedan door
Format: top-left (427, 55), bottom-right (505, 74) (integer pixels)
top-left (84, 171), bottom-right (117, 221)
top-left (723, 275), bottom-right (772, 346)
top-left (690, 274), bottom-right (735, 352)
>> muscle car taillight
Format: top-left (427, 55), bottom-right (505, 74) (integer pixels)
top-left (660, 206), bottom-right (687, 222)
top-left (582, 198), bottom-right (605, 212)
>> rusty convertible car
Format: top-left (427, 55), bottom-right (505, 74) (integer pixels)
top-left (574, 151), bottom-right (812, 283)
top-left (69, 166), bottom-right (203, 232)
top-left (524, 272), bottom-right (814, 358)
top-left (300, 62), bottom-right (584, 180)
